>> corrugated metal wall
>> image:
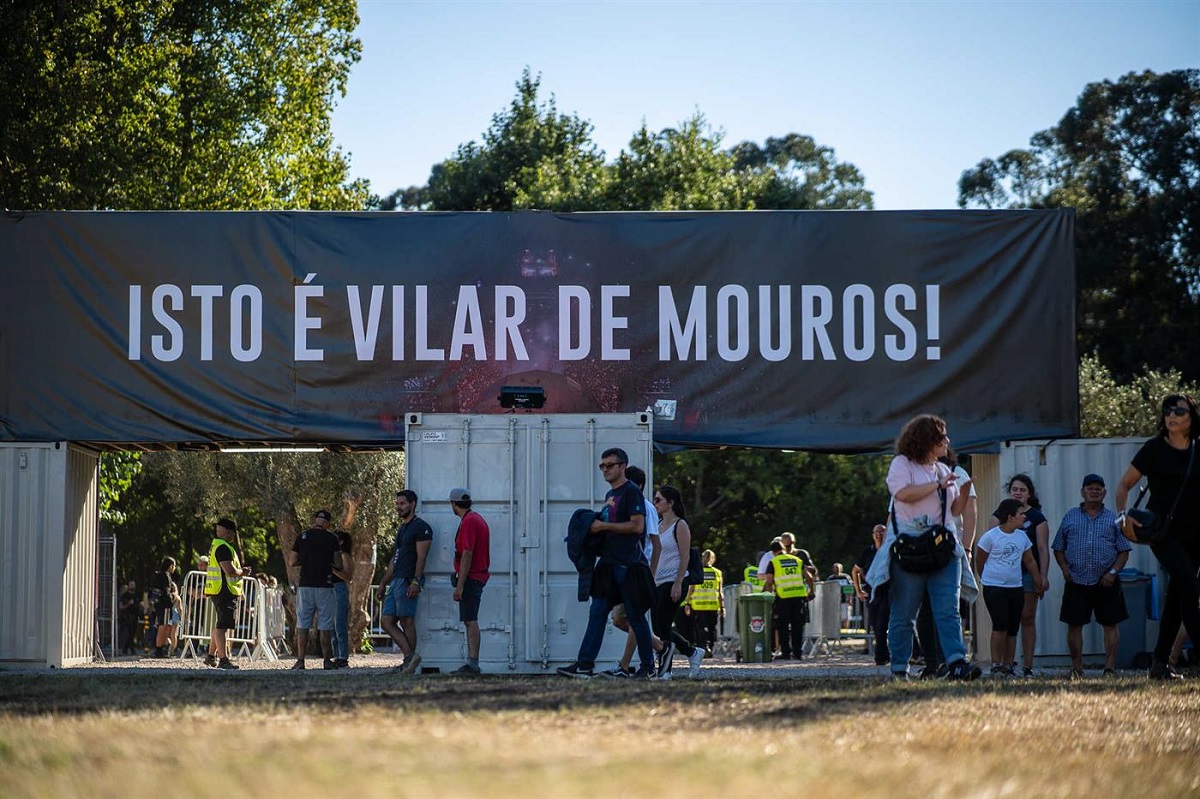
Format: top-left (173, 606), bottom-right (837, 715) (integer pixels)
top-left (998, 438), bottom-right (1158, 666)
top-left (0, 443), bottom-right (99, 667)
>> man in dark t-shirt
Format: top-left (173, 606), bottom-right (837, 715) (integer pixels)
top-left (287, 510), bottom-right (341, 669)
top-left (557, 447), bottom-right (655, 679)
top-left (376, 490), bottom-right (433, 673)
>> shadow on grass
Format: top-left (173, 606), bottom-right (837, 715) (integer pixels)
top-left (0, 669), bottom-right (1179, 725)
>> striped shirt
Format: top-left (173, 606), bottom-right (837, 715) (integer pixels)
top-left (1051, 505), bottom-right (1131, 585)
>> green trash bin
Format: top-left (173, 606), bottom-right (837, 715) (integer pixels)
top-left (737, 592), bottom-right (775, 663)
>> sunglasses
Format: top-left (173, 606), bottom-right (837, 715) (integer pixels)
top-left (1164, 407), bottom-right (1190, 417)
top-left (599, 461), bottom-right (624, 470)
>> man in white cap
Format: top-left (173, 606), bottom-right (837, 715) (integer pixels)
top-left (450, 488), bottom-right (490, 674)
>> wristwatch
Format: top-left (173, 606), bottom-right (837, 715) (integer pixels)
top-left (1108, 568), bottom-right (1118, 576)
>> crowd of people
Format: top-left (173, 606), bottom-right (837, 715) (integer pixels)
top-left (116, 395), bottom-right (1198, 680)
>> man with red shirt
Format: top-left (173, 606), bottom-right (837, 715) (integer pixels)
top-left (451, 487), bottom-right (490, 674)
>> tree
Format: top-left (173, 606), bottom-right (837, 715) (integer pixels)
top-left (99, 452), bottom-right (142, 524)
top-left (0, 0), bottom-right (369, 210)
top-left (959, 70), bottom-right (1200, 381)
top-left (422, 69), bottom-right (607, 212)
top-left (731, 133), bottom-right (874, 210)
top-left (1078, 353), bottom-right (1200, 438)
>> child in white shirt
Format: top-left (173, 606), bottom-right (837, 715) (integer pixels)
top-left (976, 498), bottom-right (1046, 675)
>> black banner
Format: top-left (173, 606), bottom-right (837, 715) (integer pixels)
top-left (0, 210), bottom-right (1077, 451)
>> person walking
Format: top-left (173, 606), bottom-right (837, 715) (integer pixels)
top-left (650, 484), bottom-right (705, 679)
top-left (451, 487), bottom-right (490, 675)
top-left (1052, 474), bottom-right (1131, 678)
top-left (287, 509), bottom-right (340, 670)
top-left (376, 490), bottom-right (432, 674)
top-left (557, 448), bottom-right (655, 679)
top-left (687, 550), bottom-right (724, 657)
top-left (763, 539), bottom-right (814, 660)
top-left (204, 518), bottom-right (250, 670)
top-left (1115, 393), bottom-right (1200, 680)
top-left (151, 557), bottom-right (180, 658)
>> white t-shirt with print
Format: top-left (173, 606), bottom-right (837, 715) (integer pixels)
top-left (976, 526), bottom-right (1032, 588)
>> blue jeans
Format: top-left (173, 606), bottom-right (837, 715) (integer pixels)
top-left (332, 582), bottom-right (350, 660)
top-left (577, 564), bottom-right (654, 671)
top-left (887, 556), bottom-right (966, 673)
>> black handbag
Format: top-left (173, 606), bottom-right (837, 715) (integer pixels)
top-left (891, 478), bottom-right (957, 574)
top-left (1127, 441), bottom-right (1195, 545)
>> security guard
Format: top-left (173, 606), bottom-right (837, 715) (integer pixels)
top-left (687, 550), bottom-right (725, 655)
top-left (762, 539), bottom-right (813, 660)
top-left (205, 518), bottom-right (250, 670)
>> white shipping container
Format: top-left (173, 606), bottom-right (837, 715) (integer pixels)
top-left (0, 442), bottom-right (99, 668)
top-left (402, 412), bottom-right (655, 673)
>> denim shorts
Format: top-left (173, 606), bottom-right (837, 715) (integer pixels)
top-left (381, 577), bottom-right (420, 618)
top-left (458, 577), bottom-right (485, 623)
top-left (295, 586), bottom-right (335, 631)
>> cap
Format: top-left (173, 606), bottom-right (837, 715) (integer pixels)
top-left (1081, 474), bottom-right (1105, 488)
top-left (314, 510), bottom-right (332, 521)
top-left (449, 488), bottom-right (471, 502)
top-left (216, 518), bottom-right (237, 532)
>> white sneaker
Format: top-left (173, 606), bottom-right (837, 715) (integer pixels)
top-left (657, 669), bottom-right (673, 681)
top-left (687, 647), bottom-right (704, 678)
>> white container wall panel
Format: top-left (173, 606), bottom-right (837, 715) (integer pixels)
top-left (999, 438), bottom-right (1159, 666)
top-left (0, 444), bottom-right (54, 662)
top-left (59, 446), bottom-right (99, 666)
top-left (404, 413), bottom-right (653, 673)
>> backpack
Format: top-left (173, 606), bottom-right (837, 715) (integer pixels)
top-left (671, 523), bottom-right (705, 588)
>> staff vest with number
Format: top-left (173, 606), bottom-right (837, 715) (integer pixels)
top-left (770, 553), bottom-right (808, 598)
top-left (205, 538), bottom-right (242, 596)
top-left (690, 567), bottom-right (723, 611)
top-left (744, 564), bottom-right (765, 590)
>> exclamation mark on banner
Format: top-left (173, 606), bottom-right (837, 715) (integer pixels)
top-left (926, 285), bottom-right (940, 360)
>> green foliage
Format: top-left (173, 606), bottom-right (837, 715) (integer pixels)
top-left (0, 0), bottom-right (369, 210)
top-left (99, 452), bottom-right (142, 524)
top-left (653, 449), bottom-right (890, 580)
top-left (1078, 352), bottom-right (1200, 438)
top-left (412, 69), bottom-right (873, 214)
top-left (958, 69), bottom-right (1200, 381)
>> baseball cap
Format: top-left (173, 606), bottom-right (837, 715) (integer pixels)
top-left (1081, 474), bottom-right (1105, 488)
top-left (449, 488), bottom-right (471, 502)
top-left (314, 510), bottom-right (332, 521)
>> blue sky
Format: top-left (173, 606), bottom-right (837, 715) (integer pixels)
top-left (332, 1), bottom-right (1199, 210)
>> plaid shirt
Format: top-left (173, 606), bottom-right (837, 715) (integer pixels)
top-left (1051, 504), bottom-right (1131, 585)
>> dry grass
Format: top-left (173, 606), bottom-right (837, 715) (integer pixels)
top-left (0, 670), bottom-right (1197, 798)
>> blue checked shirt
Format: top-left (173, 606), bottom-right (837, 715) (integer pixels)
top-left (1051, 505), bottom-right (1131, 585)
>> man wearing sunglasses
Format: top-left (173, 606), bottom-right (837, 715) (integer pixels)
top-left (558, 448), bottom-right (656, 679)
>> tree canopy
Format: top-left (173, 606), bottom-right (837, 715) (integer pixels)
top-left (959, 69), bottom-right (1200, 381)
top-left (0, 0), bottom-right (369, 210)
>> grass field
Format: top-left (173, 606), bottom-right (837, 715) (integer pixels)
top-left (1, 664), bottom-right (1198, 799)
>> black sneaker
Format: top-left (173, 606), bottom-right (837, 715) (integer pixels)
top-left (1022, 666), bottom-right (1035, 677)
top-left (290, 659), bottom-right (306, 671)
top-left (1103, 668), bottom-right (1117, 678)
top-left (323, 658), bottom-right (337, 670)
top-left (632, 665), bottom-right (655, 680)
top-left (203, 654), bottom-right (218, 668)
top-left (944, 659), bottom-right (981, 681)
top-left (656, 642), bottom-right (675, 678)
top-left (453, 663), bottom-right (482, 675)
top-left (556, 662), bottom-right (593, 679)
top-left (1149, 661), bottom-right (1183, 680)
top-left (597, 665), bottom-right (633, 679)
top-left (217, 658), bottom-right (239, 670)
top-left (335, 659), bottom-right (350, 669)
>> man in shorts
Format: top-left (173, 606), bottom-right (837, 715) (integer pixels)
top-left (451, 488), bottom-right (490, 674)
top-left (376, 490), bottom-right (432, 674)
top-left (1052, 474), bottom-right (1132, 678)
top-left (204, 518), bottom-right (250, 670)
top-left (288, 510), bottom-right (341, 670)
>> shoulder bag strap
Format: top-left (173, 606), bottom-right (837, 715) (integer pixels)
top-left (1163, 440), bottom-right (1197, 526)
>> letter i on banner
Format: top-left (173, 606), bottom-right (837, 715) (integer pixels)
top-left (925, 285), bottom-right (940, 360)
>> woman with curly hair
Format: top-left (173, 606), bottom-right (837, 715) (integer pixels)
top-left (866, 414), bottom-right (980, 681)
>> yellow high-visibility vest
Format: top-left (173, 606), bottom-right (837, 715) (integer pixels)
top-left (743, 564), bottom-right (765, 590)
top-left (769, 553), bottom-right (808, 598)
top-left (205, 538), bottom-right (242, 596)
top-left (689, 567), bottom-right (723, 611)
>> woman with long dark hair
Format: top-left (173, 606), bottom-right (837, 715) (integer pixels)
top-left (650, 485), bottom-right (705, 679)
top-left (1007, 473), bottom-right (1050, 676)
top-left (865, 414), bottom-right (980, 681)
top-left (1115, 393), bottom-right (1200, 679)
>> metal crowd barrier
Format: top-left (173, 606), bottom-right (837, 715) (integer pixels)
top-left (177, 570), bottom-right (283, 662)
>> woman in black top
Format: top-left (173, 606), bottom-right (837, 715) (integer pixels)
top-left (1007, 474), bottom-right (1049, 676)
top-left (1115, 393), bottom-right (1200, 679)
